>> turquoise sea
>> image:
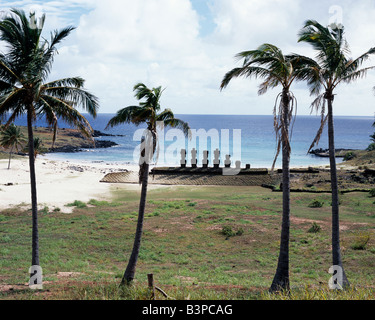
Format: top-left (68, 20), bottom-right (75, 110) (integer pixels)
top-left (13, 114), bottom-right (374, 168)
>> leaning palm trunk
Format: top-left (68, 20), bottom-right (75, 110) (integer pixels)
top-left (7, 145), bottom-right (14, 170)
top-left (326, 94), bottom-right (349, 289)
top-left (270, 91), bottom-right (291, 292)
top-left (121, 130), bottom-right (156, 285)
top-left (122, 162), bottom-right (150, 285)
top-left (27, 109), bottom-right (40, 267)
top-left (107, 83), bottom-right (190, 286)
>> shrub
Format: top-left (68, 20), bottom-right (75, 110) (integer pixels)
top-left (40, 206), bottom-right (49, 214)
top-left (236, 228), bottom-right (244, 236)
top-left (67, 200), bottom-right (87, 208)
top-left (188, 202), bottom-right (197, 207)
top-left (351, 232), bottom-right (370, 250)
top-left (307, 222), bottom-right (321, 233)
top-left (221, 226), bottom-right (244, 239)
top-left (343, 151), bottom-right (357, 161)
top-left (222, 226), bottom-right (235, 238)
top-left (88, 199), bottom-right (110, 206)
top-left (309, 199), bottom-right (324, 208)
top-left (369, 189), bottom-right (375, 198)
top-left (366, 143), bottom-right (375, 151)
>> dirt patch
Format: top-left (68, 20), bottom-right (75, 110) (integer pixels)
top-left (153, 228), bottom-right (169, 234)
top-left (175, 276), bottom-right (198, 284)
top-left (291, 217), bottom-right (327, 225)
top-left (0, 284), bottom-right (27, 293)
top-left (57, 272), bottom-right (84, 278)
top-left (205, 225), bottom-right (222, 231)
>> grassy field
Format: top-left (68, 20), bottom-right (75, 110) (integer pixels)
top-left (0, 185), bottom-right (374, 300)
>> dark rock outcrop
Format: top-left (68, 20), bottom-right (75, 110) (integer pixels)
top-left (92, 130), bottom-right (125, 138)
top-left (49, 139), bottom-right (118, 153)
top-left (309, 148), bottom-right (357, 158)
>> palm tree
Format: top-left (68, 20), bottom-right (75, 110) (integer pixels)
top-left (221, 44), bottom-right (309, 292)
top-left (21, 136), bottom-right (46, 159)
top-left (0, 123), bottom-right (26, 169)
top-left (0, 9), bottom-right (99, 285)
top-left (106, 82), bottom-right (190, 285)
top-left (31, 137), bottom-right (45, 159)
top-left (298, 20), bottom-right (375, 289)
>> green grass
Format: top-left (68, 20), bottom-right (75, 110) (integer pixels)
top-left (66, 200), bottom-right (87, 208)
top-left (0, 186), bottom-right (374, 300)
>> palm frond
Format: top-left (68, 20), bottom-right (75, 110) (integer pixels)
top-left (40, 26), bottom-right (75, 81)
top-left (39, 95), bottom-right (94, 140)
top-left (42, 84), bottom-right (99, 117)
top-left (0, 88), bottom-right (26, 115)
top-left (44, 77), bottom-right (85, 88)
top-left (3, 105), bottom-right (25, 128)
top-left (344, 47), bottom-right (375, 73)
top-left (339, 66), bottom-right (375, 84)
top-left (0, 56), bottom-right (21, 84)
top-left (298, 19), bottom-right (350, 75)
top-left (220, 67), bottom-right (245, 90)
top-left (105, 106), bottom-right (143, 129)
top-left (270, 91), bottom-right (296, 171)
top-left (163, 117), bottom-right (191, 138)
top-left (37, 98), bottom-right (58, 148)
top-left (155, 108), bottom-right (175, 122)
top-left (307, 114), bottom-right (328, 154)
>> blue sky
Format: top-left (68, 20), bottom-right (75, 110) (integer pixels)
top-left (1, 0), bottom-right (375, 116)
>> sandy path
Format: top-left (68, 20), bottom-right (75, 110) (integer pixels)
top-left (0, 157), bottom-right (138, 213)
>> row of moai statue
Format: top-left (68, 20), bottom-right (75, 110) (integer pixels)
top-left (180, 148), bottom-right (250, 169)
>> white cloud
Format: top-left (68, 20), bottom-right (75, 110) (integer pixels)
top-left (210, 0), bottom-right (300, 47)
top-left (74, 0), bottom-right (200, 61)
top-left (0, 0), bottom-right (374, 116)
top-left (49, 0), bottom-right (212, 113)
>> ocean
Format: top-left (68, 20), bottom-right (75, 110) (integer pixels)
top-left (12, 114), bottom-right (374, 169)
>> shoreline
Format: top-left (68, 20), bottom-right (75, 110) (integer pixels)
top-left (41, 151), bottom-right (335, 171)
top-left (4, 125), bottom-right (349, 168)
top-left (0, 150), bottom-right (368, 214)
top-left (0, 157), bottom-right (139, 214)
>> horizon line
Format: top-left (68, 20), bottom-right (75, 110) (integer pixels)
top-left (90, 113), bottom-right (374, 118)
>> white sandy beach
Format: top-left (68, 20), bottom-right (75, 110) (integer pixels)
top-left (0, 153), bottom-right (353, 215)
top-left (0, 157), bottom-right (140, 213)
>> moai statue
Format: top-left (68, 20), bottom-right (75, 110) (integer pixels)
top-left (213, 149), bottom-right (220, 168)
top-left (223, 159), bottom-right (241, 176)
top-left (235, 161), bottom-right (241, 170)
top-left (180, 149), bottom-right (187, 168)
top-left (225, 155), bottom-right (231, 168)
top-left (202, 150), bottom-right (209, 168)
top-left (191, 148), bottom-right (197, 168)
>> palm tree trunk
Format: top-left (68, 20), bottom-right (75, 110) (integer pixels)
top-left (27, 110), bottom-right (40, 267)
top-left (327, 96), bottom-right (349, 289)
top-left (270, 91), bottom-right (291, 293)
top-left (8, 145), bottom-right (13, 170)
top-left (121, 162), bottom-right (150, 285)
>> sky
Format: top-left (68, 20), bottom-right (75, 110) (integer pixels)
top-left (0, 0), bottom-right (375, 116)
